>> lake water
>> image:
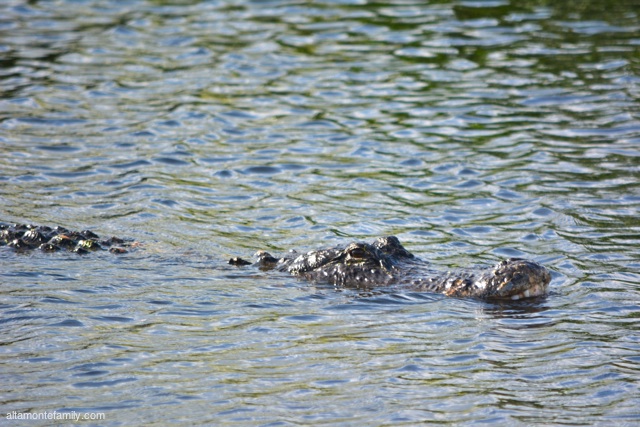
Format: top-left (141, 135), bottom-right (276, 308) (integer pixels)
top-left (1, 0), bottom-right (639, 425)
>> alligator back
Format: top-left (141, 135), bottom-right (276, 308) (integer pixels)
top-left (1, 223), bottom-right (133, 254)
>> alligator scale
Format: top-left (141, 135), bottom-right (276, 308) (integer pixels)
top-left (2, 223), bottom-right (551, 300)
top-left (1, 223), bottom-right (133, 254)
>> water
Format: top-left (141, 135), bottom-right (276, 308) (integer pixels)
top-left (1, 0), bottom-right (639, 425)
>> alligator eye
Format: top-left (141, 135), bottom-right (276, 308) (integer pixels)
top-left (348, 247), bottom-right (367, 259)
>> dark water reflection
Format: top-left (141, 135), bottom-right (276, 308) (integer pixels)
top-left (1, 0), bottom-right (639, 425)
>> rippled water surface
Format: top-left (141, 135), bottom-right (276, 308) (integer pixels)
top-left (1, 0), bottom-right (639, 425)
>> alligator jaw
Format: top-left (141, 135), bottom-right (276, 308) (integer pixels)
top-left (481, 258), bottom-right (551, 300)
top-left (506, 282), bottom-right (548, 300)
top-left (422, 258), bottom-right (551, 300)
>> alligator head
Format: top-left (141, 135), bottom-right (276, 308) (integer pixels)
top-left (433, 258), bottom-right (552, 300)
top-left (476, 258), bottom-right (551, 300)
top-left (231, 236), bottom-right (552, 300)
top-left (285, 241), bottom-right (398, 287)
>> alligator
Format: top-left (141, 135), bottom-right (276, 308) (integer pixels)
top-left (1, 222), bottom-right (551, 300)
top-left (229, 236), bottom-right (551, 300)
top-left (0, 223), bottom-right (134, 254)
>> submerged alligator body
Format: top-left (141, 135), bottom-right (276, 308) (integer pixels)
top-left (230, 236), bottom-right (551, 300)
top-left (2, 223), bottom-right (551, 300)
top-left (0, 223), bottom-right (133, 254)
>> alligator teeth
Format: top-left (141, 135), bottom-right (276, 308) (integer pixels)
top-left (510, 285), bottom-right (543, 300)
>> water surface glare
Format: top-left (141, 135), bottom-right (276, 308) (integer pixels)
top-left (1, 0), bottom-right (639, 425)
